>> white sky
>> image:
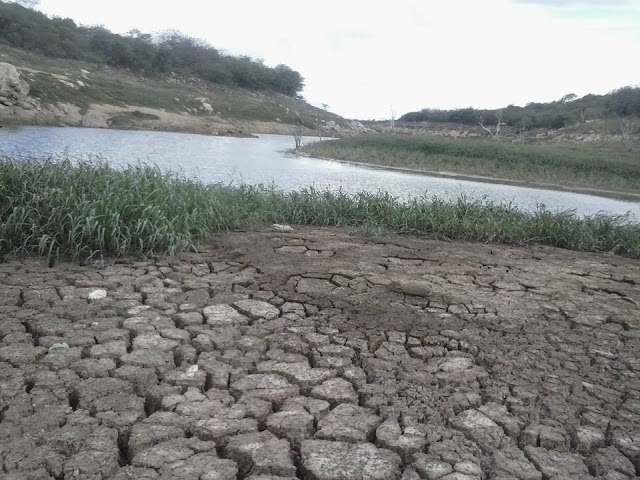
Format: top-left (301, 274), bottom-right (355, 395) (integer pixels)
top-left (35, 0), bottom-right (640, 119)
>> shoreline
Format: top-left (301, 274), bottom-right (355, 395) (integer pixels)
top-left (298, 152), bottom-right (640, 203)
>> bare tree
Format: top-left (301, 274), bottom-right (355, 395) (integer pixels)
top-left (293, 124), bottom-right (304, 149)
top-left (619, 115), bottom-right (635, 152)
top-left (479, 110), bottom-right (507, 140)
top-left (390, 106), bottom-right (396, 130)
top-left (321, 103), bottom-right (329, 112)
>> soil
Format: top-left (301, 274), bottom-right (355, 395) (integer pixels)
top-left (1, 227), bottom-right (639, 480)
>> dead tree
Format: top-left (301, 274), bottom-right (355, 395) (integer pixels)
top-left (479, 110), bottom-right (507, 140)
top-left (293, 124), bottom-right (304, 149)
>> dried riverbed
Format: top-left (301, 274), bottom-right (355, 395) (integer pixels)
top-left (1, 228), bottom-right (639, 479)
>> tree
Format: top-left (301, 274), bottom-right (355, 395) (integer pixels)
top-left (607, 86), bottom-right (640, 117)
top-left (8, 0), bottom-right (40, 8)
top-left (479, 110), bottom-right (506, 140)
top-left (560, 93), bottom-right (578, 103)
top-left (272, 64), bottom-right (304, 96)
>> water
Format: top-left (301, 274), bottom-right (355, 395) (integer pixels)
top-left (1, 125), bottom-right (639, 220)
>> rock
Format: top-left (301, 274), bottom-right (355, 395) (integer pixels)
top-left (75, 377), bottom-right (133, 409)
top-left (0, 344), bottom-right (46, 365)
top-left (234, 299), bottom-right (280, 320)
top-left (194, 417), bottom-right (258, 445)
top-left (573, 425), bottom-right (605, 453)
top-left (296, 278), bottom-right (337, 295)
top-left (0, 63), bottom-right (30, 103)
top-left (412, 457), bottom-right (454, 479)
top-left (440, 473), bottom-right (479, 480)
top-left (281, 396), bottom-right (331, 421)
top-left (523, 446), bottom-right (589, 478)
top-left (225, 431), bottom-right (296, 477)
top-left (588, 446), bottom-right (636, 478)
top-left (128, 422), bottom-right (185, 459)
top-left (388, 279), bottom-right (432, 297)
top-left (449, 409), bottom-right (505, 448)
top-left (478, 402), bottom-right (523, 437)
top-left (49, 342), bottom-right (70, 352)
top-left (160, 453), bottom-right (237, 479)
top-left (376, 416), bottom-right (426, 459)
top-left (132, 332), bottom-right (179, 351)
top-left (272, 224), bottom-right (294, 233)
top-left (454, 461), bottom-right (482, 476)
top-left (267, 409), bottom-right (315, 442)
top-left (310, 377), bottom-right (358, 406)
top-left (108, 466), bottom-right (159, 480)
top-left (315, 403), bottom-right (382, 443)
top-left (433, 356), bottom-right (474, 373)
top-left (203, 304), bottom-right (250, 325)
top-left (491, 445), bottom-right (542, 480)
top-left (611, 430), bottom-right (640, 465)
top-left (231, 374), bottom-right (300, 406)
top-left (301, 440), bottom-right (401, 480)
top-left (257, 360), bottom-right (336, 391)
top-left (200, 461), bottom-right (239, 480)
top-left (132, 439), bottom-right (194, 469)
top-left (522, 424), bottom-right (567, 449)
top-left (88, 289), bottom-right (107, 300)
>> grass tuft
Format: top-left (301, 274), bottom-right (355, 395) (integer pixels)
top-left (1, 156), bottom-right (639, 261)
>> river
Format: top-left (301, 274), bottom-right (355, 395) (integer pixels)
top-left (1, 125), bottom-right (639, 220)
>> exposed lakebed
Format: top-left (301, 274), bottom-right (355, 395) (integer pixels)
top-left (1, 125), bottom-right (639, 220)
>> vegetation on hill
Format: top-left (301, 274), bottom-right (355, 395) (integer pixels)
top-left (303, 135), bottom-right (640, 194)
top-left (400, 87), bottom-right (640, 130)
top-left (1, 157), bottom-right (638, 261)
top-left (0, 1), bottom-right (304, 96)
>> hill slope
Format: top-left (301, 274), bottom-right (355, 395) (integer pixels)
top-left (0, 45), bottom-right (363, 136)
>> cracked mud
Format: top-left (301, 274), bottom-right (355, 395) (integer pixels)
top-left (1, 228), bottom-right (639, 480)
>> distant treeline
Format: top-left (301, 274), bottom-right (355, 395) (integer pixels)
top-left (0, 1), bottom-right (304, 96)
top-left (400, 87), bottom-right (640, 129)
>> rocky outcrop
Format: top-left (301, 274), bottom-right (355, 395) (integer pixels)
top-left (0, 62), bottom-right (39, 113)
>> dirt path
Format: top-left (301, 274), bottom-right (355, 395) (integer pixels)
top-left (1, 228), bottom-right (639, 479)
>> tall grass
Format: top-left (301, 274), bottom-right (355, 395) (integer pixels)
top-left (303, 134), bottom-right (640, 192)
top-left (1, 156), bottom-right (639, 261)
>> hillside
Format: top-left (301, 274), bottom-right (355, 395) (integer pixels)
top-left (1, 45), bottom-right (365, 136)
top-left (385, 87), bottom-right (640, 149)
top-left (0, 1), bottom-right (363, 136)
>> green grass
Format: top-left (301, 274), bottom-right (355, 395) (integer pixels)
top-left (1, 156), bottom-right (638, 262)
top-left (303, 134), bottom-right (640, 193)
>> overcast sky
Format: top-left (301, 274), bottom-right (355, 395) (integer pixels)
top-left (35, 0), bottom-right (640, 119)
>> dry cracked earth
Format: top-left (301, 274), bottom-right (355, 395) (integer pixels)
top-left (1, 228), bottom-right (639, 480)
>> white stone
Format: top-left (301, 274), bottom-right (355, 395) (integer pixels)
top-left (88, 289), bottom-right (107, 300)
top-left (271, 224), bottom-right (294, 233)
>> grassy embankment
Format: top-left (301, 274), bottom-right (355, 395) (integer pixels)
top-left (1, 157), bottom-right (638, 261)
top-left (0, 45), bottom-right (347, 131)
top-left (303, 135), bottom-right (640, 194)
